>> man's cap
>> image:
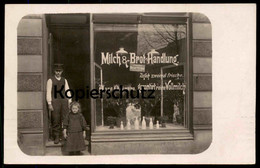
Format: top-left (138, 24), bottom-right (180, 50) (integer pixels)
top-left (53, 63), bottom-right (63, 71)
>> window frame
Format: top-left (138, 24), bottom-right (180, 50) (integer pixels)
top-left (90, 13), bottom-right (193, 137)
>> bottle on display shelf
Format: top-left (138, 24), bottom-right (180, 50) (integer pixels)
top-left (149, 118), bottom-right (153, 129)
top-left (142, 116), bottom-right (146, 129)
top-left (126, 119), bottom-right (131, 130)
top-left (120, 121), bottom-right (124, 130)
top-left (156, 120), bottom-right (160, 129)
top-left (134, 117), bottom-right (139, 130)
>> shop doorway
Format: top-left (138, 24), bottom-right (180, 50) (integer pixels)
top-left (46, 14), bottom-right (91, 153)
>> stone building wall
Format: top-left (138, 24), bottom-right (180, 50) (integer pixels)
top-left (17, 14), bottom-right (47, 155)
top-left (192, 13), bottom-right (212, 128)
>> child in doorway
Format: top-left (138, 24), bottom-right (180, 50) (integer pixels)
top-left (63, 101), bottom-right (88, 155)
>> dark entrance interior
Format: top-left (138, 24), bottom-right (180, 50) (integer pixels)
top-left (46, 14), bottom-right (91, 146)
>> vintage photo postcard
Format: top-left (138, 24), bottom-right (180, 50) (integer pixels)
top-left (4, 4), bottom-right (256, 164)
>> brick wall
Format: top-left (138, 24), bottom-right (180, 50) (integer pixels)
top-left (192, 13), bottom-right (212, 127)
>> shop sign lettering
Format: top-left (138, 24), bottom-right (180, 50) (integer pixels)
top-left (101, 52), bottom-right (179, 68)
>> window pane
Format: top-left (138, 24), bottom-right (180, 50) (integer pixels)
top-left (94, 24), bottom-right (187, 131)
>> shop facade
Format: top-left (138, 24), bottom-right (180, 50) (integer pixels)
top-left (17, 13), bottom-right (212, 155)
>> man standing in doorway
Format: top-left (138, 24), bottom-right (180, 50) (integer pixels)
top-left (46, 64), bottom-right (72, 144)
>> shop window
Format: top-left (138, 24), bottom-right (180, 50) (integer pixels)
top-left (94, 23), bottom-right (188, 131)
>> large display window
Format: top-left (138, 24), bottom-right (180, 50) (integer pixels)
top-left (92, 15), bottom-right (191, 132)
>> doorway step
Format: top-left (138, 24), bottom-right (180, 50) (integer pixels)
top-left (45, 140), bottom-right (90, 155)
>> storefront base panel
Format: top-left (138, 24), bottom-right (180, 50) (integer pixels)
top-left (91, 130), bottom-right (212, 155)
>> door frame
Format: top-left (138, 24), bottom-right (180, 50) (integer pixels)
top-left (44, 14), bottom-right (91, 143)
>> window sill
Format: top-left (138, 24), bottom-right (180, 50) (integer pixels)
top-left (91, 127), bottom-right (193, 142)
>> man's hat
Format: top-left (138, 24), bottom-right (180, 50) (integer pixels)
top-left (53, 63), bottom-right (63, 71)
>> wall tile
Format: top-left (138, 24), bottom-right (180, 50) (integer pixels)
top-left (192, 13), bottom-right (211, 23)
top-left (18, 74), bottom-right (42, 91)
top-left (193, 91), bottom-right (212, 108)
top-left (193, 57), bottom-right (212, 73)
top-left (193, 23), bottom-right (212, 39)
top-left (193, 41), bottom-right (212, 57)
top-left (18, 56), bottom-right (42, 72)
top-left (18, 111), bottom-right (43, 128)
top-left (18, 92), bottom-right (43, 109)
top-left (193, 75), bottom-right (212, 91)
top-left (18, 38), bottom-right (42, 55)
top-left (193, 108), bottom-right (212, 124)
top-left (17, 19), bottom-right (42, 37)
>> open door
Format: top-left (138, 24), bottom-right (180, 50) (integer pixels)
top-left (45, 14), bottom-right (91, 147)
